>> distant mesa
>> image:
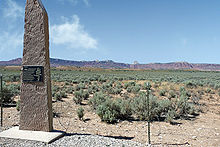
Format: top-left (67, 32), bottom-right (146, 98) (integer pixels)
top-left (133, 61), bottom-right (139, 65)
top-left (1, 58), bottom-right (220, 71)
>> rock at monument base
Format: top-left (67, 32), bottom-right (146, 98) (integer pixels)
top-left (20, 0), bottom-right (53, 132)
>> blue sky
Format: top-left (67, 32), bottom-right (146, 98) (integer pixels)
top-left (1, 0), bottom-right (220, 64)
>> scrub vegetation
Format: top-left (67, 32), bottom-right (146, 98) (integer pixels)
top-left (1, 67), bottom-right (220, 124)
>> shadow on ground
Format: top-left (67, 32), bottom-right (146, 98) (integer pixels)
top-left (65, 132), bottom-right (134, 140)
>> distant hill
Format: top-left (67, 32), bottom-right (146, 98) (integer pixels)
top-left (0, 58), bottom-right (130, 69)
top-left (1, 58), bottom-right (220, 71)
top-left (0, 58), bottom-right (22, 66)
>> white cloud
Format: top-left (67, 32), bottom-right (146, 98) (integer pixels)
top-left (63, 0), bottom-right (78, 5)
top-left (0, 32), bottom-right (23, 53)
top-left (83, 0), bottom-right (89, 6)
top-left (3, 0), bottom-right (23, 19)
top-left (59, 0), bottom-right (89, 6)
top-left (50, 15), bottom-right (98, 50)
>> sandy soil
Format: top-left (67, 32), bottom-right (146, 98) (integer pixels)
top-left (1, 95), bottom-right (220, 147)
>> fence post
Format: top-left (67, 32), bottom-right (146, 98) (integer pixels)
top-left (146, 82), bottom-right (151, 145)
top-left (0, 74), bottom-right (3, 127)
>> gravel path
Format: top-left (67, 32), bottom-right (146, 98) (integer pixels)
top-left (0, 128), bottom-right (147, 147)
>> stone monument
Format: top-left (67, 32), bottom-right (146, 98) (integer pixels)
top-left (0, 1), bottom-right (63, 143)
top-left (20, 0), bottom-right (53, 132)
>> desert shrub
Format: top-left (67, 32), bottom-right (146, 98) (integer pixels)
top-left (77, 107), bottom-right (84, 120)
top-left (120, 92), bottom-right (130, 99)
top-left (148, 95), bottom-right (162, 120)
top-left (78, 90), bottom-right (89, 99)
top-left (96, 98), bottom-right (132, 123)
top-left (60, 91), bottom-right (67, 98)
top-left (176, 95), bottom-right (195, 117)
top-left (179, 87), bottom-right (191, 97)
top-left (98, 75), bottom-right (107, 83)
top-left (89, 92), bottom-right (108, 109)
top-left (124, 81), bottom-right (136, 89)
top-left (179, 86), bottom-right (186, 93)
top-left (52, 85), bottom-right (60, 97)
top-left (168, 90), bottom-right (176, 99)
top-left (197, 89), bottom-right (204, 95)
top-left (114, 88), bottom-right (122, 94)
top-left (73, 91), bottom-right (83, 104)
top-left (88, 87), bottom-right (93, 94)
top-left (101, 82), bottom-right (112, 90)
top-left (192, 96), bottom-right (200, 105)
top-left (73, 90), bottom-right (89, 104)
top-left (7, 84), bottom-right (20, 95)
top-left (126, 84), bottom-right (141, 94)
top-left (159, 89), bottom-right (166, 96)
top-left (114, 98), bottom-right (132, 120)
top-left (214, 84), bottom-right (220, 90)
top-left (54, 92), bottom-right (62, 101)
top-left (66, 87), bottom-right (74, 94)
top-left (16, 100), bottom-right (20, 111)
top-left (75, 82), bottom-right (85, 91)
top-left (1, 85), bottom-right (14, 103)
top-left (72, 79), bottom-right (78, 84)
top-left (132, 92), bottom-right (148, 120)
top-left (206, 88), bottom-right (211, 93)
top-left (83, 90), bottom-right (89, 99)
top-left (126, 87), bottom-right (132, 93)
top-left (132, 92), bottom-right (160, 121)
top-left (123, 83), bottom-right (129, 89)
top-left (165, 110), bottom-right (177, 123)
top-left (153, 82), bottom-right (160, 88)
top-left (0, 83), bottom-right (20, 104)
top-left (88, 84), bottom-right (99, 94)
top-left (158, 99), bottom-right (173, 115)
top-left (96, 98), bottom-right (119, 123)
top-left (83, 79), bottom-right (91, 84)
top-left (65, 82), bottom-right (70, 85)
top-left (115, 82), bottom-right (123, 88)
top-left (132, 90), bottom-right (196, 121)
top-left (185, 81), bottom-right (197, 88)
top-left (105, 87), bottom-right (114, 94)
top-left (131, 85), bottom-right (141, 94)
top-left (106, 87), bottom-right (122, 95)
top-left (210, 90), bottom-right (215, 94)
top-left (188, 104), bottom-right (196, 115)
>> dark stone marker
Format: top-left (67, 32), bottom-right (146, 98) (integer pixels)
top-left (20, 0), bottom-right (53, 132)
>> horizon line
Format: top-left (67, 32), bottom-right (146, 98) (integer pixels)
top-left (1, 57), bottom-right (220, 65)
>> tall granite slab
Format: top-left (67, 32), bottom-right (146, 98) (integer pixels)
top-left (20, 0), bottom-right (53, 132)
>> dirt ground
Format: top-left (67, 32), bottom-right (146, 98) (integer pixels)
top-left (1, 95), bottom-right (220, 147)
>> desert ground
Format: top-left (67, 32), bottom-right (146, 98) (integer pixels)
top-left (1, 69), bottom-right (220, 146)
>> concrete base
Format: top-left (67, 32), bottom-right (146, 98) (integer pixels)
top-left (0, 127), bottom-right (64, 143)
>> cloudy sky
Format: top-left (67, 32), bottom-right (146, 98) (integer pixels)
top-left (1, 0), bottom-right (220, 64)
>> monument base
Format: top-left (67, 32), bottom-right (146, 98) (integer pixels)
top-left (0, 126), bottom-right (64, 143)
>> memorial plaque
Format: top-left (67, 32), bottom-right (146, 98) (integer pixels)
top-left (22, 66), bottom-right (44, 82)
